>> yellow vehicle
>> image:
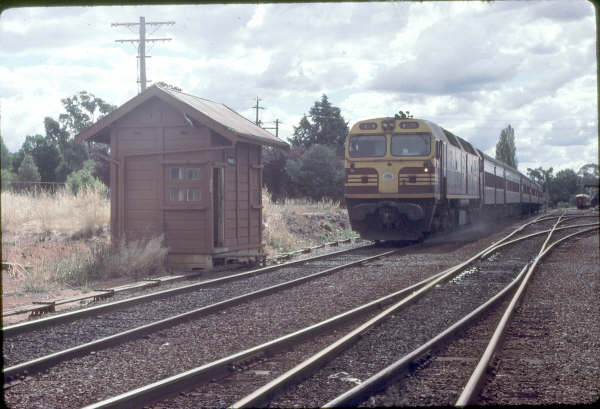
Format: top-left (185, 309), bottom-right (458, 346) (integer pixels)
top-left (344, 117), bottom-right (541, 241)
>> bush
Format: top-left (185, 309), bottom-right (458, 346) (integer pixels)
top-left (285, 144), bottom-right (344, 201)
top-left (37, 235), bottom-right (169, 288)
top-left (66, 160), bottom-right (106, 195)
top-left (88, 235), bottom-right (169, 281)
top-left (1, 168), bottom-right (16, 191)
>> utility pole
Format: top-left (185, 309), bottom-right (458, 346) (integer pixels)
top-left (262, 119), bottom-right (281, 138)
top-left (112, 17), bottom-right (174, 93)
top-left (251, 97), bottom-right (265, 126)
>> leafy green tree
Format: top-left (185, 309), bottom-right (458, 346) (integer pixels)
top-left (526, 166), bottom-right (554, 192)
top-left (59, 91), bottom-right (116, 136)
top-left (1, 136), bottom-right (12, 170)
top-left (548, 168), bottom-right (579, 205)
top-left (394, 110), bottom-right (414, 119)
top-left (19, 134), bottom-right (61, 183)
top-left (262, 147), bottom-right (299, 202)
top-left (495, 124), bottom-right (517, 168)
top-left (290, 95), bottom-right (349, 154)
top-left (46, 91), bottom-right (116, 184)
top-left (285, 144), bottom-right (344, 201)
top-left (54, 142), bottom-right (90, 183)
top-left (44, 117), bottom-right (70, 154)
top-left (16, 154), bottom-right (41, 183)
top-left (577, 163), bottom-right (599, 189)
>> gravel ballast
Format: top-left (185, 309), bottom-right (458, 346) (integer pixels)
top-left (6, 213), bottom-right (586, 409)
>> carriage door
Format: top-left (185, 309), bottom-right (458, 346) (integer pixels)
top-left (213, 167), bottom-right (224, 248)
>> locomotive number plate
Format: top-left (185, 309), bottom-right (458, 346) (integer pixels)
top-left (382, 172), bottom-right (394, 181)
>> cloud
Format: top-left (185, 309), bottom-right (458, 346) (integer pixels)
top-left (529, 0), bottom-right (593, 22)
top-left (0, 2), bottom-right (596, 174)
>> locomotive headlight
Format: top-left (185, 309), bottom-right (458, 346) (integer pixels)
top-left (423, 160), bottom-right (433, 173)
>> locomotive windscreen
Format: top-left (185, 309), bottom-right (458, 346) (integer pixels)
top-left (348, 134), bottom-right (386, 157)
top-left (391, 133), bottom-right (431, 156)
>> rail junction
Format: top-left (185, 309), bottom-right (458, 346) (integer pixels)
top-left (3, 209), bottom-right (598, 408)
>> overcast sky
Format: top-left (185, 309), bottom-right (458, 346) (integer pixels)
top-left (0, 1), bottom-right (597, 172)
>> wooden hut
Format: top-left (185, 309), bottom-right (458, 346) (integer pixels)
top-left (76, 85), bottom-right (288, 269)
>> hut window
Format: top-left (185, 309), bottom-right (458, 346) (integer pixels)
top-left (169, 188), bottom-right (185, 201)
top-left (170, 167), bottom-right (184, 180)
top-left (187, 188), bottom-right (202, 201)
top-left (187, 168), bottom-right (202, 180)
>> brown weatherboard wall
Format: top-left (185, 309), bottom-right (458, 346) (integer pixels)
top-left (109, 97), bottom-right (262, 268)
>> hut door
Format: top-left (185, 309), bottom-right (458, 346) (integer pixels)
top-left (213, 167), bottom-right (224, 248)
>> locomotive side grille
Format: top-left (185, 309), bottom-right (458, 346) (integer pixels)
top-left (398, 169), bottom-right (435, 194)
top-left (345, 167), bottom-right (379, 194)
top-left (347, 175), bottom-right (378, 185)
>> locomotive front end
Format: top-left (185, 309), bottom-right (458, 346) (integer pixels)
top-left (344, 118), bottom-right (438, 241)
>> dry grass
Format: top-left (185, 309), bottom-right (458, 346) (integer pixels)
top-left (2, 188), bottom-right (167, 293)
top-left (90, 235), bottom-right (169, 281)
top-left (2, 187), bottom-right (353, 295)
top-left (9, 236), bottom-right (169, 293)
top-left (262, 189), bottom-right (356, 254)
top-left (1, 186), bottom-right (109, 238)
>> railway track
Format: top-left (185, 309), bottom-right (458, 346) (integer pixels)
top-left (5, 212), bottom-right (596, 408)
top-left (23, 212), bottom-right (590, 409)
top-left (3, 242), bottom-right (396, 380)
top-left (223, 214), bottom-right (598, 408)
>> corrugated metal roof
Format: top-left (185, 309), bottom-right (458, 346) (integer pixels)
top-left (160, 87), bottom-right (286, 147)
top-left (75, 85), bottom-right (288, 148)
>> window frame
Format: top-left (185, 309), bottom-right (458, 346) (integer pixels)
top-left (390, 132), bottom-right (432, 157)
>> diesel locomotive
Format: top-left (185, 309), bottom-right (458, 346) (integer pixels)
top-left (344, 117), bottom-right (543, 241)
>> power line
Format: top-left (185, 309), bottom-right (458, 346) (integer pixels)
top-left (112, 17), bottom-right (175, 93)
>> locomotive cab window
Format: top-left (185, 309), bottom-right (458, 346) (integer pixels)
top-left (348, 134), bottom-right (386, 157)
top-left (391, 133), bottom-right (431, 156)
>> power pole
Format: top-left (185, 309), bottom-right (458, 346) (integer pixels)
top-left (251, 97), bottom-right (265, 126)
top-left (112, 17), bottom-right (174, 93)
top-left (263, 119), bottom-right (281, 138)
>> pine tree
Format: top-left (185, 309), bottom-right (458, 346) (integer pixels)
top-left (291, 95), bottom-right (349, 154)
top-left (495, 125), bottom-right (517, 168)
top-left (17, 154), bottom-right (41, 183)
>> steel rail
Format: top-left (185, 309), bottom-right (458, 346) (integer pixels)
top-left (479, 221), bottom-right (599, 259)
top-left (3, 248), bottom-right (396, 382)
top-left (455, 224), bottom-right (599, 407)
top-left (2, 243), bottom-right (374, 337)
top-left (321, 214), bottom-right (563, 408)
top-left (229, 216), bottom-right (559, 409)
top-left (79, 265), bottom-right (451, 409)
top-left (322, 263), bottom-right (530, 408)
top-left (78, 215), bottom-right (563, 409)
top-left (231, 215), bottom-right (588, 408)
top-left (325, 223), bottom-right (598, 408)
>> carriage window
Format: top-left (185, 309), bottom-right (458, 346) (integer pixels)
top-left (170, 167), bottom-right (184, 180)
top-left (187, 168), bottom-right (202, 180)
top-left (187, 188), bottom-right (201, 201)
top-left (391, 133), bottom-right (431, 156)
top-left (169, 188), bottom-right (185, 201)
top-left (348, 134), bottom-right (386, 157)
